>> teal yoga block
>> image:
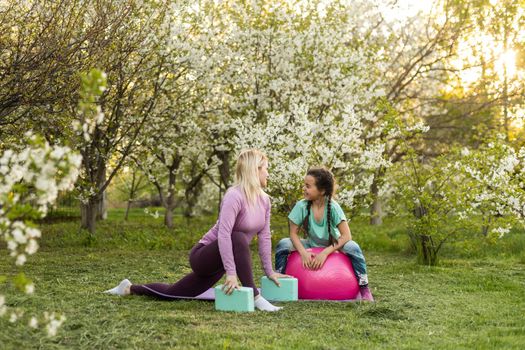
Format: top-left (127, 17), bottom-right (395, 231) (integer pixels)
top-left (214, 285), bottom-right (254, 312)
top-left (261, 277), bottom-right (298, 301)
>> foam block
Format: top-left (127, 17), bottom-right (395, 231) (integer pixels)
top-left (261, 277), bottom-right (298, 301)
top-left (214, 285), bottom-right (254, 312)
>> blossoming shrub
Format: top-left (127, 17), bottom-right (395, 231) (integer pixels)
top-left (394, 136), bottom-right (525, 265)
top-left (0, 69), bottom-right (102, 334)
top-left (0, 134), bottom-right (81, 334)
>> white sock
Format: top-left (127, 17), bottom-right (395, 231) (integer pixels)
top-left (104, 279), bottom-right (132, 296)
top-left (254, 296), bottom-right (282, 312)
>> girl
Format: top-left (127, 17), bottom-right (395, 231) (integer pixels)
top-left (105, 149), bottom-right (290, 311)
top-left (274, 167), bottom-right (374, 301)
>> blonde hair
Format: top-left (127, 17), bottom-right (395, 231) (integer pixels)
top-left (234, 149), bottom-right (268, 205)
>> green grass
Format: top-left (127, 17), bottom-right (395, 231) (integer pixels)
top-left (1, 209), bottom-right (525, 349)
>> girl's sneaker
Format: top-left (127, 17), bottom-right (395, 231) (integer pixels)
top-left (359, 286), bottom-right (374, 302)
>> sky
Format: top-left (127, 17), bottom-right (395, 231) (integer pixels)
top-left (378, 0), bottom-right (434, 22)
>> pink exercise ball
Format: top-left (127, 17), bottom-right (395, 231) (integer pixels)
top-left (285, 247), bottom-right (359, 300)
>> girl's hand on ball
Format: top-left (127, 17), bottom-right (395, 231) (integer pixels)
top-left (310, 252), bottom-right (328, 270)
top-left (300, 252), bottom-right (315, 269)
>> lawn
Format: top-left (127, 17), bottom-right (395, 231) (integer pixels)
top-left (1, 209), bottom-right (524, 349)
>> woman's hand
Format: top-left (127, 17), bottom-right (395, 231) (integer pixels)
top-left (309, 251), bottom-right (328, 270)
top-left (222, 275), bottom-right (240, 295)
top-left (268, 272), bottom-right (293, 287)
top-left (300, 251), bottom-right (315, 269)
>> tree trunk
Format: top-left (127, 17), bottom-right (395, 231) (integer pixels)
top-left (87, 199), bottom-right (97, 235)
top-left (125, 171), bottom-right (138, 221)
top-left (408, 232), bottom-right (438, 266)
top-left (216, 150), bottom-right (230, 213)
top-left (96, 165), bottom-right (107, 220)
top-left (218, 150), bottom-right (231, 189)
top-left (81, 202), bottom-right (88, 228)
top-left (370, 198), bottom-right (383, 225)
top-left (164, 206), bottom-right (174, 228)
top-left (184, 165), bottom-right (206, 218)
top-left (96, 189), bottom-right (108, 220)
top-left (80, 197), bottom-right (98, 235)
top-left (81, 196), bottom-right (102, 232)
top-left (418, 234), bottom-right (437, 266)
top-left (481, 214), bottom-right (492, 236)
top-left (163, 159), bottom-right (181, 229)
top-left (164, 181), bottom-right (175, 228)
top-left (502, 12), bottom-right (509, 142)
top-left (408, 202), bottom-right (438, 265)
top-left (184, 179), bottom-right (203, 218)
top-left (125, 200), bottom-right (132, 221)
top-left (369, 168), bottom-right (385, 225)
top-left (217, 183), bottom-right (222, 214)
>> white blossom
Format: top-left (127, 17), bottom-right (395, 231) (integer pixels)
top-left (16, 254), bottom-right (27, 266)
top-left (25, 283), bottom-right (35, 295)
top-left (29, 317), bottom-right (38, 329)
top-left (44, 312), bottom-right (66, 337)
top-left (491, 226), bottom-right (510, 239)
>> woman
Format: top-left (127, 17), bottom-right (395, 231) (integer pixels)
top-left (105, 149), bottom-right (289, 311)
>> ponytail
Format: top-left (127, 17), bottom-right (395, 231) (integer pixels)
top-left (302, 200), bottom-right (312, 238)
top-left (327, 195), bottom-right (335, 246)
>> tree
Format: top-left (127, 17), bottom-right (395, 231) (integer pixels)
top-left (0, 1), bottom-right (177, 234)
top-left (71, 1), bottom-right (172, 234)
top-left (128, 2), bottom-right (227, 227)
top-left (111, 163), bottom-right (150, 221)
top-left (134, 117), bottom-right (220, 227)
top-left (365, 0), bottom-right (471, 224)
top-left (194, 0), bottom-right (391, 213)
top-left (0, 0), bottom-right (94, 147)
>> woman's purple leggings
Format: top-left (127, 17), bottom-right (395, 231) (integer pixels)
top-left (130, 230), bottom-right (259, 299)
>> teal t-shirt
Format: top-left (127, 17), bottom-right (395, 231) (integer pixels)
top-left (288, 199), bottom-right (347, 247)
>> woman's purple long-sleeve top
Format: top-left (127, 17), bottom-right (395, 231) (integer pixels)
top-left (198, 186), bottom-right (274, 277)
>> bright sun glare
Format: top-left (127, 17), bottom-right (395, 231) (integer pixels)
top-left (496, 50), bottom-right (517, 77)
top-left (451, 32), bottom-right (519, 88)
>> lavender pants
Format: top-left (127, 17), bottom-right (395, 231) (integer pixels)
top-left (130, 230), bottom-right (259, 299)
